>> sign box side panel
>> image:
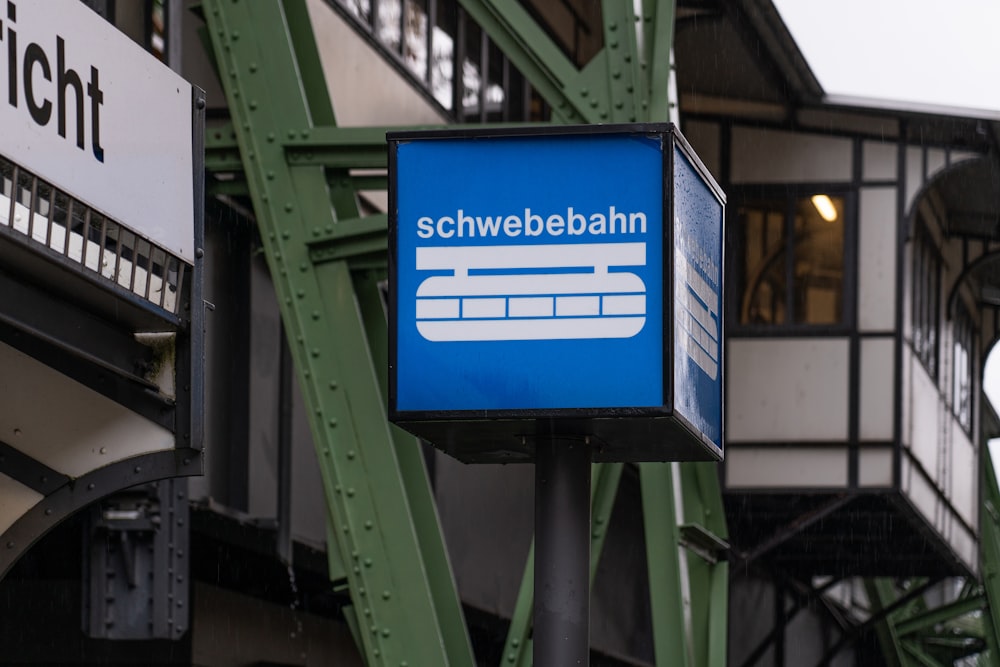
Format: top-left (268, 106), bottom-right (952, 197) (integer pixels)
top-left (393, 132), bottom-right (666, 414)
top-left (0, 0), bottom-right (195, 262)
top-left (671, 138), bottom-right (725, 454)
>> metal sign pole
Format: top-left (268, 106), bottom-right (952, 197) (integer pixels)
top-left (534, 439), bottom-right (592, 666)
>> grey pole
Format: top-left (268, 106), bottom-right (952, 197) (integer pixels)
top-left (534, 438), bottom-right (592, 666)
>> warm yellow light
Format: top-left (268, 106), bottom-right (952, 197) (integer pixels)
top-left (811, 194), bottom-right (838, 222)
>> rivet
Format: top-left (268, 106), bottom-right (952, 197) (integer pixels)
top-left (44, 508), bottom-right (52, 516)
top-left (267, 171), bottom-right (275, 180)
top-left (134, 466), bottom-right (141, 474)
top-left (5, 542), bottom-right (13, 549)
top-left (300, 263), bottom-right (309, 272)
top-left (508, 652), bottom-right (516, 663)
top-left (381, 628), bottom-right (390, 638)
top-left (297, 290), bottom-right (305, 298)
top-left (284, 203), bottom-right (294, 213)
top-left (346, 487), bottom-right (355, 497)
top-left (329, 381), bottom-right (338, 390)
top-left (282, 230), bottom-right (291, 239)
top-left (363, 607), bottom-right (371, 616)
top-left (612, 70), bottom-right (621, 79)
top-left (249, 62), bottom-right (258, 73)
top-left (267, 132), bottom-right (275, 142)
top-left (512, 638), bottom-right (520, 647)
top-left (590, 99), bottom-right (598, 108)
top-left (364, 557), bottom-right (373, 568)
top-left (610, 40), bottom-right (618, 48)
top-left (346, 449), bottom-right (355, 459)
top-left (353, 551), bottom-right (361, 561)
top-left (231, 30), bottom-right (239, 40)
top-left (312, 311), bottom-right (321, 320)
top-left (365, 520), bottom-right (373, 530)
top-left (288, 129), bottom-right (297, 139)
top-left (335, 485), bottom-right (342, 494)
top-left (382, 590), bottom-right (391, 600)
top-left (249, 100), bottom-right (257, 110)
top-left (311, 348), bottom-right (320, 357)
top-left (580, 88), bottom-right (589, 97)
top-left (301, 129), bottom-right (310, 138)
top-left (87, 483), bottom-right (95, 491)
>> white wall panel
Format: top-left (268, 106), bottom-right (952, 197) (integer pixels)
top-left (727, 447), bottom-right (848, 488)
top-left (927, 149), bottom-right (948, 180)
top-left (862, 141), bottom-right (898, 182)
top-left (858, 447), bottom-right (893, 487)
top-left (951, 427), bottom-right (977, 528)
top-left (858, 188), bottom-right (898, 331)
top-left (0, 475), bottom-right (42, 536)
top-left (908, 360), bottom-right (941, 484)
top-left (860, 337), bottom-right (895, 440)
top-left (730, 127), bottom-right (852, 184)
top-left (728, 338), bottom-right (849, 441)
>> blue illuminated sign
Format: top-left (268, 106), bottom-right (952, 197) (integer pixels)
top-left (388, 125), bottom-right (724, 463)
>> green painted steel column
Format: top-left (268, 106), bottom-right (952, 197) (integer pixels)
top-left (201, 2), bottom-right (473, 665)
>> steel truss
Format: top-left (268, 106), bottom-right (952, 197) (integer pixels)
top-left (199, 1), bottom-right (1000, 665)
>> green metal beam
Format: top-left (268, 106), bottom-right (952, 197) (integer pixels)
top-left (201, 1), bottom-right (474, 664)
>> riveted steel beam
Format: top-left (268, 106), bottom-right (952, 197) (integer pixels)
top-left (200, 1), bottom-right (474, 665)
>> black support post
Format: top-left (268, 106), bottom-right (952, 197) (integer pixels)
top-left (534, 439), bottom-right (592, 666)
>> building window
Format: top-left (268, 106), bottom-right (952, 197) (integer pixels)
top-left (911, 219), bottom-right (940, 378)
top-left (734, 191), bottom-right (848, 328)
top-left (953, 299), bottom-right (975, 432)
top-left (331, 0), bottom-right (543, 122)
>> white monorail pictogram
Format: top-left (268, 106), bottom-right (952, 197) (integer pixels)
top-left (675, 247), bottom-right (719, 380)
top-left (415, 243), bottom-right (647, 342)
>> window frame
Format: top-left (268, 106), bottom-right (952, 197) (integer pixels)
top-left (910, 217), bottom-right (942, 380)
top-left (952, 296), bottom-right (976, 434)
top-left (728, 185), bottom-right (857, 335)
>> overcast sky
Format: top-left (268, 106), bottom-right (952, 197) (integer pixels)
top-left (773, 0), bottom-right (1000, 116)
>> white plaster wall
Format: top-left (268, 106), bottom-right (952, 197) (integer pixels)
top-left (307, 0), bottom-right (450, 127)
top-left (857, 188), bottom-right (898, 332)
top-left (730, 127), bottom-right (853, 184)
top-left (859, 337), bottom-right (894, 440)
top-left (908, 358), bottom-right (941, 484)
top-left (726, 447), bottom-right (848, 488)
top-left (0, 342), bottom-right (174, 478)
top-left (728, 338), bottom-right (849, 441)
top-left (951, 424), bottom-right (977, 528)
top-left (858, 447), bottom-right (893, 487)
top-left (862, 140), bottom-right (897, 182)
top-left (0, 475), bottom-right (42, 536)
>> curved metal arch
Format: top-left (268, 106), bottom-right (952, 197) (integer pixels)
top-left (0, 448), bottom-right (201, 577)
top-left (946, 248), bottom-right (1000, 321)
top-left (903, 153), bottom-right (996, 240)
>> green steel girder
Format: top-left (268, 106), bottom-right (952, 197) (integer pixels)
top-left (201, 1), bottom-right (474, 665)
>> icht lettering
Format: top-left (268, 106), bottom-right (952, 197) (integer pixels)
top-left (2, 2), bottom-right (106, 162)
